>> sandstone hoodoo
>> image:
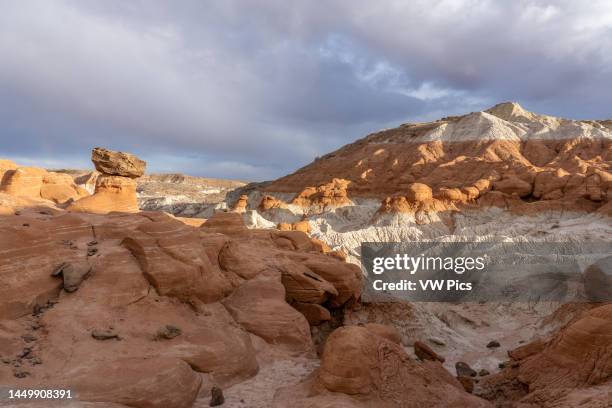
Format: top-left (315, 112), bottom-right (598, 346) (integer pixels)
top-left (68, 147), bottom-right (146, 214)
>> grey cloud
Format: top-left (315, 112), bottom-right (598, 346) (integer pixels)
top-left (1, 0), bottom-right (611, 180)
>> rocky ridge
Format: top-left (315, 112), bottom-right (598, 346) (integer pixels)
top-left (227, 102), bottom-right (611, 255)
top-left (221, 102), bottom-right (612, 407)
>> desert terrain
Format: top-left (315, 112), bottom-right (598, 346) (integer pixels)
top-left (1, 103), bottom-right (611, 407)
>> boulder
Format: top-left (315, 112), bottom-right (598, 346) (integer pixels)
top-left (67, 357), bottom-right (201, 408)
top-left (201, 211), bottom-right (248, 236)
top-left (121, 215), bottom-right (232, 303)
top-left (278, 260), bottom-right (338, 304)
top-left (493, 176), bottom-right (533, 197)
top-left (364, 323), bottom-right (402, 345)
top-left (223, 277), bottom-right (313, 352)
top-left (507, 338), bottom-right (547, 361)
top-left (277, 222), bottom-right (292, 231)
top-left (51, 261), bottom-right (92, 292)
top-left (91, 147), bottom-right (146, 178)
top-left (210, 386), bottom-right (225, 407)
top-left (259, 195), bottom-right (287, 211)
top-left (414, 340), bottom-right (445, 362)
top-left (435, 187), bottom-right (467, 202)
top-left (291, 178), bottom-right (352, 210)
top-left (292, 302), bottom-right (331, 326)
top-left (406, 183), bottom-right (433, 202)
top-left (301, 257), bottom-right (362, 307)
top-left (293, 220), bottom-right (311, 233)
top-left (456, 362), bottom-right (477, 377)
top-left (315, 326), bottom-right (489, 406)
top-left (41, 172), bottom-right (89, 204)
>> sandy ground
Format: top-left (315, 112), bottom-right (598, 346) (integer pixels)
top-left (193, 356), bottom-right (319, 408)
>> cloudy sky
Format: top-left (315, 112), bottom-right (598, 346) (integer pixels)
top-left (1, 0), bottom-right (611, 180)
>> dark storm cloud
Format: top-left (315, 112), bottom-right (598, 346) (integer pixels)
top-left (1, 0), bottom-right (611, 179)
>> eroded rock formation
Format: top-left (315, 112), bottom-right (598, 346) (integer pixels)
top-left (274, 325), bottom-right (490, 407)
top-left (0, 162), bottom-right (88, 207)
top-left (0, 207), bottom-right (364, 407)
top-left (235, 103), bottom-right (610, 219)
top-left (479, 303), bottom-right (612, 406)
top-left (68, 148), bottom-right (145, 214)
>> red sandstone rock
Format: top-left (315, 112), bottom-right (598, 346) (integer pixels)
top-left (493, 176), bottom-right (533, 197)
top-left (223, 276), bottom-right (313, 352)
top-left (68, 175), bottom-right (138, 214)
top-left (258, 103), bottom-right (611, 215)
top-left (414, 340), bottom-right (445, 362)
top-left (233, 194), bottom-right (249, 213)
top-left (364, 323), bottom-right (402, 345)
top-left (291, 178), bottom-right (353, 211)
top-left (259, 195), bottom-right (287, 211)
top-left (481, 304), bottom-right (612, 406)
top-left (67, 357), bottom-right (201, 408)
top-left (201, 211), bottom-right (248, 236)
top-left (292, 302), bottom-right (332, 326)
top-left (292, 326), bottom-right (491, 407)
top-left (406, 183), bottom-right (433, 202)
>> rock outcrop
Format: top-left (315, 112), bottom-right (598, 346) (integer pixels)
top-left (218, 103), bottom-right (612, 407)
top-left (480, 303), bottom-right (612, 406)
top-left (68, 148), bottom-right (145, 214)
top-left (0, 206), bottom-right (362, 407)
top-left (251, 102), bottom-right (610, 217)
top-left (91, 147), bottom-right (146, 178)
top-left (274, 325), bottom-right (490, 407)
top-left (0, 163), bottom-right (87, 206)
top-left (291, 178), bottom-right (353, 212)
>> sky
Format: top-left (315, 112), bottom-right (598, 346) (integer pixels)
top-left (1, 0), bottom-right (611, 180)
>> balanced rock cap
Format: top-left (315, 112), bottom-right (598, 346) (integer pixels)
top-left (91, 147), bottom-right (146, 178)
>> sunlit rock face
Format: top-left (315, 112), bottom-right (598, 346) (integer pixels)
top-left (0, 103), bottom-right (610, 407)
top-left (67, 148), bottom-right (146, 214)
top-left (0, 208), bottom-right (362, 407)
top-left (228, 102), bottom-right (611, 258)
top-left (225, 103), bottom-right (612, 407)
